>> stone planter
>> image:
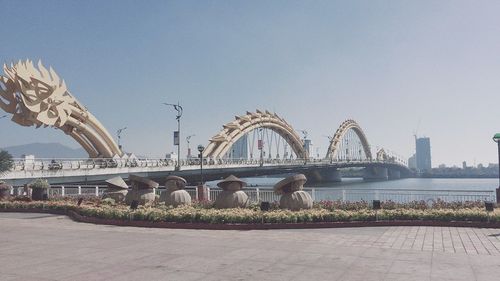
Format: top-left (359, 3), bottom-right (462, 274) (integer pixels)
top-left (126, 175), bottom-right (158, 206)
top-left (164, 189), bottom-right (192, 207)
top-left (161, 176), bottom-right (191, 207)
top-left (103, 189), bottom-right (128, 203)
top-left (214, 175), bottom-right (249, 209)
top-left (103, 177), bottom-right (129, 203)
top-left (274, 174), bottom-right (313, 211)
top-left (125, 189), bottom-right (155, 205)
top-left (214, 190), bottom-right (249, 209)
top-left (280, 191), bottom-right (313, 211)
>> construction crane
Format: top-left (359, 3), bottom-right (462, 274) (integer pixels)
top-left (186, 134), bottom-right (195, 158)
top-left (299, 130), bottom-right (308, 140)
top-left (413, 118), bottom-right (421, 142)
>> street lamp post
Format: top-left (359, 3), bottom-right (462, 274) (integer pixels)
top-left (258, 128), bottom-right (264, 167)
top-left (197, 145), bottom-right (205, 185)
top-left (116, 127), bottom-right (127, 151)
top-left (493, 133), bottom-right (500, 203)
top-left (163, 102), bottom-right (183, 171)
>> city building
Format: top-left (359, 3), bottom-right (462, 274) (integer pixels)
top-left (408, 154), bottom-right (417, 170)
top-left (165, 152), bottom-right (177, 160)
top-left (416, 137), bottom-right (432, 172)
top-left (304, 139), bottom-right (315, 159)
top-left (230, 135), bottom-right (248, 159)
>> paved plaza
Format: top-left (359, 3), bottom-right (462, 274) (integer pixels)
top-left (1, 213), bottom-right (500, 280)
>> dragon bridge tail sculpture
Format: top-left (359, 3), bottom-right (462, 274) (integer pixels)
top-left (0, 60), bottom-right (122, 158)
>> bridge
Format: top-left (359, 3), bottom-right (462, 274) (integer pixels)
top-left (1, 157), bottom-right (410, 186)
top-left (0, 60), bottom-right (411, 186)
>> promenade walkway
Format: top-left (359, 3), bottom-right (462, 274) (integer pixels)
top-left (1, 213), bottom-right (500, 281)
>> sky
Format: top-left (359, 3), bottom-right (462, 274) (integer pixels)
top-left (0, 0), bottom-right (499, 167)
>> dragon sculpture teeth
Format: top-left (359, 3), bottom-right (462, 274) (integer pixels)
top-left (0, 59), bottom-right (122, 158)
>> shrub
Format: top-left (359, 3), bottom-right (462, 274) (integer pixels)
top-left (30, 178), bottom-right (50, 189)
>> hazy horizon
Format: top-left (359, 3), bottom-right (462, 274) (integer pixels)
top-left (1, 0), bottom-right (500, 167)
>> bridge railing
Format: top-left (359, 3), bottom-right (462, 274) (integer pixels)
top-left (8, 157), bottom-right (408, 173)
top-left (10, 185), bottom-right (495, 204)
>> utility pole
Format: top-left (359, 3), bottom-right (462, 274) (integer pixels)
top-left (258, 128), bottom-right (264, 166)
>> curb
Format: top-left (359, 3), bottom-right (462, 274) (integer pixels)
top-left (2, 208), bottom-right (500, 230)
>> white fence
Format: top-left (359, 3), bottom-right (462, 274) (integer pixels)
top-left (10, 185), bottom-right (496, 203)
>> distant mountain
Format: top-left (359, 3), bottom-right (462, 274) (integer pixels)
top-left (1, 143), bottom-right (87, 159)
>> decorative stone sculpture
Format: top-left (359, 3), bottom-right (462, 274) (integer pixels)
top-left (0, 60), bottom-right (122, 158)
top-left (274, 174), bottom-right (313, 211)
top-left (125, 175), bottom-right (158, 205)
top-left (102, 176), bottom-right (128, 203)
top-left (214, 175), bottom-right (249, 209)
top-left (160, 175), bottom-right (191, 207)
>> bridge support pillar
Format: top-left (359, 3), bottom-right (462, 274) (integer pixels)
top-left (363, 167), bottom-right (388, 181)
top-left (388, 169), bottom-right (401, 180)
top-left (305, 168), bottom-right (342, 183)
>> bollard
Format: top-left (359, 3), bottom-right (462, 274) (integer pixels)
top-left (24, 184), bottom-right (31, 197)
top-left (197, 185), bottom-right (209, 201)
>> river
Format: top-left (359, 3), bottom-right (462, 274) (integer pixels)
top-left (208, 177), bottom-right (498, 191)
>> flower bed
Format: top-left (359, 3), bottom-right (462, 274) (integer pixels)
top-left (1, 197), bottom-right (499, 229)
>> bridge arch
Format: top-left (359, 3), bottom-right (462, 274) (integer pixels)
top-left (325, 119), bottom-right (372, 161)
top-left (203, 110), bottom-right (307, 159)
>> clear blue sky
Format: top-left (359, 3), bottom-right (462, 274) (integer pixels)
top-left (1, 0), bottom-right (499, 167)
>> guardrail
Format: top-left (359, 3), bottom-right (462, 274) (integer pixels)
top-left (8, 157), bottom-right (406, 172)
top-left (9, 185), bottom-right (495, 203)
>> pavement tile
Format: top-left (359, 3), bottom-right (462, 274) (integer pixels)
top-left (430, 262), bottom-right (475, 281)
top-left (337, 269), bottom-right (386, 281)
top-left (3, 213), bottom-right (500, 281)
top-left (432, 252), bottom-right (469, 265)
top-left (388, 260), bottom-right (432, 276)
top-left (397, 250), bottom-right (433, 263)
top-left (385, 273), bottom-right (431, 281)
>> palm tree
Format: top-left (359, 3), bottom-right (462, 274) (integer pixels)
top-left (0, 150), bottom-right (13, 175)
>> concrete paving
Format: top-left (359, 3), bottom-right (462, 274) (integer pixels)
top-left (1, 213), bottom-right (500, 281)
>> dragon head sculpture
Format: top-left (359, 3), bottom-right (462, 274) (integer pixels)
top-left (0, 60), bottom-right (85, 128)
top-left (0, 60), bottom-right (121, 158)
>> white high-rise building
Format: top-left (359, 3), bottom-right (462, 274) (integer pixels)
top-left (230, 135), bottom-right (248, 159)
top-left (304, 139), bottom-right (314, 159)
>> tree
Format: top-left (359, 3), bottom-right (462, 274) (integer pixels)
top-left (0, 150), bottom-right (13, 175)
